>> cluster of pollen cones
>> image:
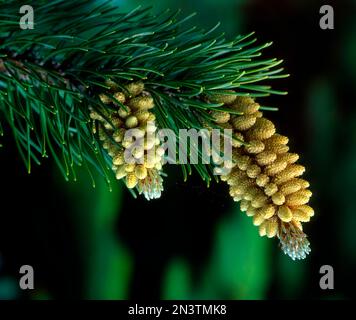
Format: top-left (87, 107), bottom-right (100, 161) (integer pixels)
top-left (89, 81), bottom-right (164, 200)
top-left (90, 79), bottom-right (314, 260)
top-left (208, 94), bottom-right (313, 260)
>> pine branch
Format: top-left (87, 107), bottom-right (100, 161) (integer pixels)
top-left (0, 0), bottom-right (316, 261)
top-left (0, 0), bottom-right (287, 187)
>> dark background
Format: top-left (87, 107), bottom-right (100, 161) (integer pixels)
top-left (0, 0), bottom-right (355, 299)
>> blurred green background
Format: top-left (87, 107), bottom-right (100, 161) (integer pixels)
top-left (0, 0), bottom-right (355, 300)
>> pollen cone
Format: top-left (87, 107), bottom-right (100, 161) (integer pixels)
top-left (90, 81), bottom-right (165, 200)
top-left (209, 94), bottom-right (313, 260)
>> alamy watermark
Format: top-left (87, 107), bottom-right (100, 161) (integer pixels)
top-left (19, 5), bottom-right (34, 30)
top-left (17, 263), bottom-right (336, 292)
top-left (320, 5), bottom-right (334, 30)
top-left (19, 265), bottom-right (34, 290)
top-left (121, 122), bottom-right (234, 175)
top-left (17, 4), bottom-right (335, 31)
top-left (319, 265), bottom-right (334, 290)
